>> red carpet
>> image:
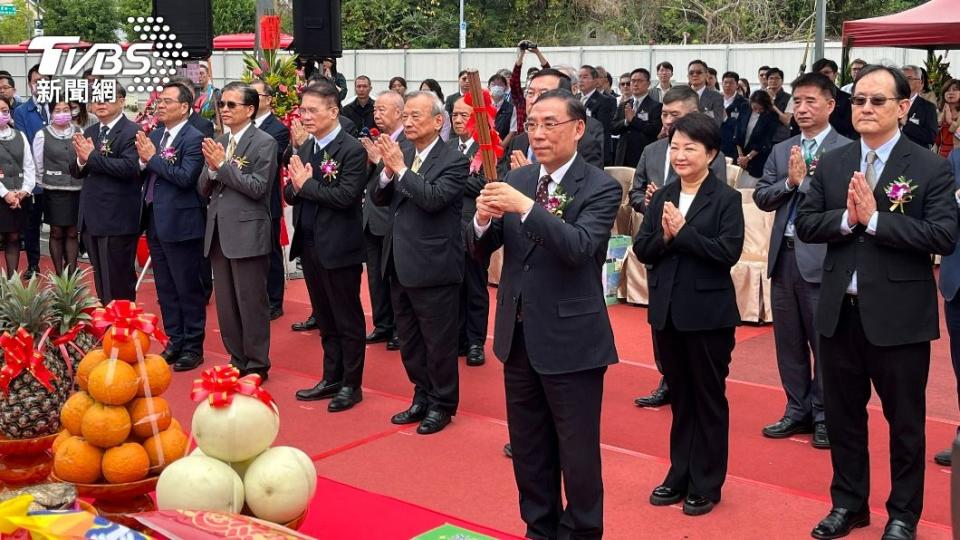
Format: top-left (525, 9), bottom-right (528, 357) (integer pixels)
top-left (48, 257), bottom-right (958, 539)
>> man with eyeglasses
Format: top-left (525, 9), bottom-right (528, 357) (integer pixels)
top-left (135, 82), bottom-right (207, 372)
top-left (0, 74), bottom-right (20, 110)
top-left (840, 59), bottom-right (866, 94)
top-left (612, 68), bottom-right (662, 167)
top-left (687, 60), bottom-right (724, 126)
top-left (650, 61), bottom-right (674, 103)
top-left (765, 67), bottom-right (794, 144)
top-left (468, 89), bottom-right (621, 539)
top-left (579, 65), bottom-right (616, 165)
top-left (797, 64), bottom-right (957, 540)
top-left (900, 65), bottom-right (938, 149)
top-left (198, 82), bottom-right (278, 382)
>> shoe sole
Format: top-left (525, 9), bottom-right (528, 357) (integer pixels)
top-left (812, 440), bottom-right (831, 449)
top-left (296, 393), bottom-right (339, 401)
top-left (761, 427), bottom-right (813, 439)
top-left (649, 493), bottom-right (685, 506)
top-left (635, 400), bottom-right (669, 408)
top-left (934, 458), bottom-right (952, 466)
top-left (811, 516), bottom-right (870, 539)
top-left (328, 398), bottom-right (362, 413)
top-left (682, 500), bottom-right (715, 516)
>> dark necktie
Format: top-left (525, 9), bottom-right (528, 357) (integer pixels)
top-left (99, 125), bottom-right (109, 143)
top-left (459, 141), bottom-right (467, 154)
top-left (145, 130), bottom-right (170, 204)
top-left (535, 175), bottom-right (552, 207)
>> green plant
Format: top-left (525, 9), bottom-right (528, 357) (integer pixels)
top-left (925, 52), bottom-right (952, 98)
top-left (241, 48), bottom-right (302, 120)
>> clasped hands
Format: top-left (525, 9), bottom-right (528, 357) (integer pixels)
top-left (72, 133), bottom-right (95, 166)
top-left (287, 155), bottom-right (313, 192)
top-left (846, 171), bottom-right (877, 228)
top-left (366, 136), bottom-right (406, 178)
top-left (201, 138), bottom-right (226, 171)
top-left (134, 132), bottom-right (157, 164)
top-left (661, 201), bottom-right (685, 242)
top-left (475, 182), bottom-right (534, 226)
top-left (786, 145), bottom-right (807, 187)
top-left (3, 190), bottom-right (28, 209)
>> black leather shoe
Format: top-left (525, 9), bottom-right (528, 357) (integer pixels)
top-left (812, 421), bottom-right (830, 449)
top-left (160, 348), bottom-right (180, 364)
top-left (291, 316), bottom-right (317, 332)
top-left (881, 519), bottom-right (916, 540)
top-left (503, 443), bottom-right (512, 458)
top-left (241, 367), bottom-right (269, 383)
top-left (934, 448), bottom-right (952, 466)
top-left (466, 345), bottom-right (485, 366)
top-left (173, 352), bottom-right (203, 372)
top-left (649, 485), bottom-right (684, 506)
top-left (416, 410), bottom-right (452, 435)
top-left (386, 336), bottom-right (400, 351)
top-left (811, 508), bottom-right (870, 539)
top-left (328, 387), bottom-right (362, 412)
top-left (296, 380), bottom-right (342, 401)
top-left (762, 416), bottom-right (813, 438)
top-left (634, 386), bottom-right (669, 408)
top-left (391, 403), bottom-right (427, 424)
top-left (682, 494), bottom-right (714, 516)
top-left (269, 307), bottom-right (283, 321)
top-left (366, 329), bottom-right (391, 343)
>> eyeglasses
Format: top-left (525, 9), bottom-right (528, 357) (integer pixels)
top-left (0, 86), bottom-right (12, 92)
top-left (688, 70), bottom-right (704, 75)
top-left (619, 82), bottom-right (630, 87)
top-left (851, 95), bottom-right (904, 107)
top-left (217, 100), bottom-right (247, 110)
top-left (524, 89), bottom-right (549, 99)
top-left (523, 119), bottom-right (577, 132)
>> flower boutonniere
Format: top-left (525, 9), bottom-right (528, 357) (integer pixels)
top-left (160, 147), bottom-right (177, 165)
top-left (884, 176), bottom-right (916, 213)
top-left (318, 152), bottom-right (339, 183)
top-left (543, 185), bottom-right (573, 219)
top-left (230, 155), bottom-right (249, 170)
top-left (99, 139), bottom-right (112, 156)
top-left (807, 157), bottom-right (820, 176)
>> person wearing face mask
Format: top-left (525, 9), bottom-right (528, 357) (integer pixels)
top-left (488, 74), bottom-right (517, 149)
top-left (0, 97), bottom-right (36, 276)
top-left (33, 101), bottom-right (81, 274)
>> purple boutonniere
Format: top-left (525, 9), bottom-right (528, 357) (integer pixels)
top-left (543, 185), bottom-right (573, 219)
top-left (160, 147), bottom-right (177, 165)
top-left (99, 139), bottom-right (112, 156)
top-left (318, 152), bottom-right (339, 183)
top-left (807, 157), bottom-right (819, 176)
top-left (884, 176), bottom-right (916, 213)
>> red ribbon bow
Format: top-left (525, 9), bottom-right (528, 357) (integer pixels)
top-left (0, 328), bottom-right (56, 395)
top-left (190, 365), bottom-right (276, 411)
top-left (91, 300), bottom-right (168, 346)
top-left (463, 89), bottom-right (504, 173)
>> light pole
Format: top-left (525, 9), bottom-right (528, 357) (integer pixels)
top-left (458, 0), bottom-right (466, 49)
top-left (813, 0), bottom-right (826, 63)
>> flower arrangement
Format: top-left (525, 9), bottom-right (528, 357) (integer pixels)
top-left (160, 147), bottom-right (177, 165)
top-left (543, 186), bottom-right (573, 218)
top-left (134, 91), bottom-right (160, 135)
top-left (231, 155), bottom-right (250, 171)
top-left (241, 49), bottom-right (303, 121)
top-left (318, 153), bottom-right (339, 182)
top-left (884, 176), bottom-right (916, 213)
top-left (99, 139), bottom-right (112, 156)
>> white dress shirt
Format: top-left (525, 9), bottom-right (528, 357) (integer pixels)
top-left (379, 135), bottom-right (441, 188)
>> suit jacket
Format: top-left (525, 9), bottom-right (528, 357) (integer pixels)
top-left (584, 91), bottom-right (616, 164)
top-left (198, 125), bottom-right (278, 259)
top-left (628, 137), bottom-right (727, 214)
top-left (363, 131), bottom-right (407, 236)
top-left (753, 129), bottom-right (853, 282)
top-left (188, 112), bottom-right (215, 139)
top-left (70, 115), bottom-right (143, 236)
top-left (284, 129), bottom-right (366, 268)
top-left (831, 89), bottom-right (856, 140)
top-left (697, 88), bottom-right (725, 126)
top-left (468, 156), bottom-right (621, 374)
top-left (633, 172), bottom-right (744, 331)
top-left (444, 92), bottom-right (462, 118)
top-left (257, 113), bottom-right (291, 219)
top-left (720, 94), bottom-right (751, 158)
top-left (142, 122), bottom-right (206, 243)
top-left (446, 138), bottom-right (484, 223)
top-left (902, 97), bottom-right (939, 149)
top-left (12, 98), bottom-right (47, 143)
top-left (371, 138), bottom-right (468, 288)
top-left (737, 111), bottom-right (781, 178)
top-left (795, 136), bottom-right (957, 346)
top-left (611, 95), bottom-right (662, 167)
top-left (496, 118), bottom-right (605, 177)
top-left (339, 115), bottom-right (359, 139)
top-left (939, 148), bottom-right (960, 301)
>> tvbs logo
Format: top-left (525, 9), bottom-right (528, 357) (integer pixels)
top-left (27, 37), bottom-right (153, 77)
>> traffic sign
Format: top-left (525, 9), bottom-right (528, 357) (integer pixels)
top-left (0, 5), bottom-right (16, 15)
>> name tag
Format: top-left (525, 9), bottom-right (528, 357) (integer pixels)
top-left (586, 109), bottom-right (593, 118)
top-left (705, 110), bottom-right (715, 118)
top-left (47, 170), bottom-right (62, 176)
top-left (639, 112), bottom-right (649, 121)
top-left (730, 111), bottom-right (739, 119)
top-left (909, 114), bottom-right (920, 125)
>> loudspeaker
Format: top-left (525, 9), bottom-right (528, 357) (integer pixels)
top-left (152, 0), bottom-right (214, 59)
top-left (292, 0), bottom-right (342, 58)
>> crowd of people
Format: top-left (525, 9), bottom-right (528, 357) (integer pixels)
top-left (0, 40), bottom-right (959, 539)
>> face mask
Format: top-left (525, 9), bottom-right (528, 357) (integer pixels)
top-left (70, 108), bottom-right (80, 118)
top-left (52, 112), bottom-right (72, 126)
top-left (490, 86), bottom-right (506, 100)
top-left (0, 113), bottom-right (10, 127)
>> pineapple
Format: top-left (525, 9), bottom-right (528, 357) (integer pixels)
top-left (0, 273), bottom-right (73, 439)
top-left (48, 268), bottom-right (100, 378)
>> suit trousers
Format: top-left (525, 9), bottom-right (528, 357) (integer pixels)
top-left (821, 297), bottom-right (929, 525)
top-left (943, 297), bottom-right (960, 412)
top-left (365, 228), bottom-right (394, 334)
top-left (209, 231), bottom-right (271, 372)
top-left (146, 210), bottom-right (206, 355)
top-left (771, 243), bottom-right (824, 423)
top-left (458, 249), bottom-right (490, 348)
top-left (505, 323), bottom-right (605, 540)
top-left (389, 276), bottom-right (459, 414)
top-left (24, 192), bottom-right (42, 268)
top-left (656, 319), bottom-right (735, 501)
top-left (267, 217), bottom-right (285, 311)
top-left (83, 232), bottom-right (138, 304)
top-left (301, 239), bottom-right (366, 387)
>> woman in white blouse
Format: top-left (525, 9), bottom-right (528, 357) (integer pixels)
top-left (0, 97), bottom-right (35, 275)
top-left (33, 99), bottom-right (80, 273)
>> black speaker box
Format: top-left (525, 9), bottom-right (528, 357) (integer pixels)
top-left (292, 0), bottom-right (342, 58)
top-left (152, 0), bottom-right (214, 59)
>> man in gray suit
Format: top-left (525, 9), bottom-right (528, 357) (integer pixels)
top-left (629, 85), bottom-right (727, 408)
top-left (753, 73), bottom-right (852, 448)
top-left (687, 60), bottom-right (725, 126)
top-left (199, 82), bottom-right (278, 381)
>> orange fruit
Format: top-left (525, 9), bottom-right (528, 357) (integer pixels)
top-left (80, 403), bottom-right (131, 448)
top-left (103, 330), bottom-right (151, 363)
top-left (143, 426), bottom-right (188, 469)
top-left (134, 354), bottom-right (172, 397)
top-left (60, 391), bottom-right (95, 436)
top-left (54, 436), bottom-right (103, 483)
top-left (52, 430), bottom-right (71, 453)
top-left (101, 443), bottom-right (149, 484)
top-left (87, 360), bottom-right (139, 405)
top-left (168, 418), bottom-right (182, 432)
top-left (76, 349), bottom-right (108, 392)
top-left (127, 397), bottom-right (172, 438)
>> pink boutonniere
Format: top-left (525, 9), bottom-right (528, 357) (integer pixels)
top-left (99, 139), bottom-right (112, 156)
top-left (543, 185), bottom-right (573, 219)
top-left (160, 147), bottom-right (177, 165)
top-left (884, 176), bottom-right (916, 213)
top-left (807, 157), bottom-right (819, 176)
top-left (318, 152), bottom-right (339, 182)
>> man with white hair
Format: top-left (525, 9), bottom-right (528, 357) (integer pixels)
top-left (900, 65), bottom-right (938, 149)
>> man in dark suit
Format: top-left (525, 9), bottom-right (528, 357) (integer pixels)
top-left (198, 82), bottom-right (278, 381)
top-left (766, 67), bottom-right (794, 144)
top-left (754, 73), bottom-right (852, 449)
top-left (69, 85), bottom-right (142, 304)
top-left (796, 65), bottom-right (957, 540)
top-left (687, 60), bottom-right (724, 125)
top-left (449, 97), bottom-right (488, 367)
top-left (251, 80), bottom-right (291, 320)
top-left (579, 65), bottom-right (617, 165)
top-left (900, 65), bottom-right (939, 149)
top-left (498, 69), bottom-right (604, 177)
top-left (612, 68), bottom-right (662, 167)
top-left (470, 89), bottom-right (621, 539)
top-left (720, 71), bottom-right (751, 159)
top-left (135, 82), bottom-right (207, 372)
top-left (358, 90), bottom-right (405, 350)
top-left (443, 70), bottom-right (470, 118)
top-left (812, 59), bottom-right (856, 140)
top-left (286, 84), bottom-right (368, 412)
top-left (934, 148), bottom-right (960, 466)
top-left (341, 76), bottom-right (376, 133)
top-left (371, 91), bottom-right (468, 435)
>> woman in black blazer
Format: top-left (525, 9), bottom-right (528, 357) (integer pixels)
top-left (634, 113), bottom-right (745, 516)
top-left (736, 90), bottom-right (780, 180)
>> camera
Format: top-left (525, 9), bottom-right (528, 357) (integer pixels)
top-left (519, 40), bottom-right (538, 51)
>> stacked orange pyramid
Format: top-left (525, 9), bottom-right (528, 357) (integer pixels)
top-left (53, 330), bottom-right (188, 484)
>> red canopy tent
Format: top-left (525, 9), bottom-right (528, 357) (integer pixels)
top-left (212, 33), bottom-right (293, 51)
top-left (841, 0), bottom-right (960, 49)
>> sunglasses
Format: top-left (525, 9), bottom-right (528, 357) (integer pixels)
top-left (217, 100), bottom-right (248, 110)
top-left (851, 95), bottom-right (903, 107)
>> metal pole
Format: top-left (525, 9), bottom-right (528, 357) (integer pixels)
top-left (458, 0), bottom-right (466, 49)
top-left (813, 0), bottom-right (826, 62)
